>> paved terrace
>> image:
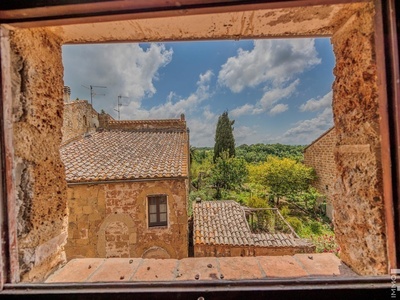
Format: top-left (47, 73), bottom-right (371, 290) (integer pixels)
top-left (45, 253), bottom-right (357, 283)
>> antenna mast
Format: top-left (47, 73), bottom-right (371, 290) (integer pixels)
top-left (82, 85), bottom-right (107, 105)
top-left (114, 95), bottom-right (129, 120)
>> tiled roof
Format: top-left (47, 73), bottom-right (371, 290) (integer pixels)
top-left (61, 129), bottom-right (188, 182)
top-left (193, 200), bottom-right (311, 247)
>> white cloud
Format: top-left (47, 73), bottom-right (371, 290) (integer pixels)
top-left (63, 43), bottom-right (173, 113)
top-left (229, 79), bottom-right (298, 117)
top-left (120, 70), bottom-right (213, 120)
top-left (259, 79), bottom-right (299, 110)
top-left (230, 103), bottom-right (255, 117)
top-left (197, 70), bottom-right (214, 86)
top-left (279, 107), bottom-right (333, 144)
top-left (187, 107), bottom-right (218, 147)
top-left (234, 126), bottom-right (258, 145)
top-left (300, 91), bottom-right (332, 112)
top-left (218, 39), bottom-right (321, 93)
top-left (269, 104), bottom-right (289, 116)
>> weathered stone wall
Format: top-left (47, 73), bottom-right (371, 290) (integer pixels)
top-left (66, 179), bottom-right (188, 259)
top-left (331, 2), bottom-right (387, 275)
top-left (194, 244), bottom-right (315, 258)
top-left (304, 128), bottom-right (336, 219)
top-left (8, 28), bottom-right (68, 281)
top-left (62, 100), bottom-right (99, 144)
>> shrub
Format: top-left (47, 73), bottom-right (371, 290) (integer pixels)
top-left (286, 216), bottom-right (303, 233)
top-left (310, 220), bottom-right (323, 234)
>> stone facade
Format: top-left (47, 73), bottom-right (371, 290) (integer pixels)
top-left (304, 128), bottom-right (336, 220)
top-left (331, 2), bottom-right (388, 275)
top-left (7, 28), bottom-right (68, 282)
top-left (65, 179), bottom-right (189, 259)
top-left (61, 100), bottom-right (99, 144)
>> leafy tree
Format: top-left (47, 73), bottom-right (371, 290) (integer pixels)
top-left (213, 111), bottom-right (235, 162)
top-left (254, 157), bottom-right (316, 206)
top-left (210, 151), bottom-right (248, 199)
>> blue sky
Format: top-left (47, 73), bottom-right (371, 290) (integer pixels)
top-left (62, 38), bottom-right (334, 147)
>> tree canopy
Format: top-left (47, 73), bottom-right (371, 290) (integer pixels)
top-left (213, 111), bottom-right (235, 162)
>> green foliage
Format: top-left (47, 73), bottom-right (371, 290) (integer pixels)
top-left (309, 220), bottom-right (323, 234)
top-left (247, 195), bottom-right (269, 208)
top-left (252, 157), bottom-right (316, 206)
top-left (210, 151), bottom-right (248, 199)
top-left (286, 216), bottom-right (303, 232)
top-left (236, 143), bottom-right (305, 163)
top-left (213, 111), bottom-right (235, 162)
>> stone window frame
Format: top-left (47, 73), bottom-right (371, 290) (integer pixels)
top-left (147, 194), bottom-right (168, 228)
top-left (0, 0), bottom-right (398, 297)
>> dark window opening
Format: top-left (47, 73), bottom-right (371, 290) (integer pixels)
top-left (148, 195), bottom-right (168, 227)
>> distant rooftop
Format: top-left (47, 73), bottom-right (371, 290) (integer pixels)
top-left (61, 128), bottom-right (188, 183)
top-left (193, 200), bottom-right (312, 248)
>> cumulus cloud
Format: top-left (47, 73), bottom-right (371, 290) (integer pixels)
top-left (230, 103), bottom-right (255, 117)
top-left (234, 126), bottom-right (258, 145)
top-left (187, 107), bottom-right (218, 147)
top-left (300, 91), bottom-right (332, 112)
top-left (279, 107), bottom-right (333, 144)
top-left (259, 79), bottom-right (299, 110)
top-left (120, 70), bottom-right (213, 120)
top-left (269, 104), bottom-right (289, 116)
top-left (230, 80), bottom-right (297, 117)
top-left (63, 43), bottom-right (173, 112)
top-left (218, 39), bottom-right (321, 93)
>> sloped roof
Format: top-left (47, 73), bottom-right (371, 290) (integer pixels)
top-left (193, 200), bottom-right (311, 248)
top-left (61, 129), bottom-right (188, 183)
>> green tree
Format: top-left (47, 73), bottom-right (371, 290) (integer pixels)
top-left (213, 111), bottom-right (235, 162)
top-left (211, 151), bottom-right (248, 199)
top-left (254, 157), bottom-right (316, 206)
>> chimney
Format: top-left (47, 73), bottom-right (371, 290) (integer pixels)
top-left (63, 86), bottom-right (71, 103)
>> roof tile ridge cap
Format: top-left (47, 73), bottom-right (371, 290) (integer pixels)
top-left (108, 118), bottom-right (182, 123)
top-left (64, 99), bottom-right (88, 105)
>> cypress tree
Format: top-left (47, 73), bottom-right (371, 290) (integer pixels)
top-left (213, 111), bottom-right (235, 162)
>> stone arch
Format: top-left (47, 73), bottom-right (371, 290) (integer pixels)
top-left (97, 213), bottom-right (135, 257)
top-left (137, 240), bottom-right (176, 259)
top-left (142, 246), bottom-right (171, 259)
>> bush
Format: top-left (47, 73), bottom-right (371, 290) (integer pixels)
top-left (310, 220), bottom-right (323, 234)
top-left (286, 216), bottom-right (303, 233)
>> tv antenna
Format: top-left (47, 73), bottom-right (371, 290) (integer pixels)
top-left (114, 95), bottom-right (129, 120)
top-left (82, 85), bottom-right (107, 105)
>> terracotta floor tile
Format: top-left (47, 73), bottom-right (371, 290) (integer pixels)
top-left (46, 258), bottom-right (105, 283)
top-left (218, 257), bottom-right (264, 280)
top-left (294, 253), bottom-right (356, 276)
top-left (257, 255), bottom-right (309, 278)
top-left (176, 257), bottom-right (220, 281)
top-left (87, 258), bottom-right (142, 282)
top-left (131, 259), bottom-right (177, 281)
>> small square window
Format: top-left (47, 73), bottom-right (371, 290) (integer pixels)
top-left (148, 195), bottom-right (168, 227)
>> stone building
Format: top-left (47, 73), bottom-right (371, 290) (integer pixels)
top-left (303, 127), bottom-right (336, 220)
top-left (1, 1), bottom-right (397, 283)
top-left (60, 117), bottom-right (190, 260)
top-left (61, 92), bottom-right (101, 144)
top-left (193, 200), bottom-right (314, 257)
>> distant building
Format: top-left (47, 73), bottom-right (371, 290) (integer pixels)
top-left (193, 200), bottom-right (314, 257)
top-left (62, 98), bottom-right (101, 145)
top-left (303, 127), bottom-right (336, 220)
top-left (61, 88), bottom-right (189, 260)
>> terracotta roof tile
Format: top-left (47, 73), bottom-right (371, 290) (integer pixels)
top-left (61, 129), bottom-right (188, 182)
top-left (193, 200), bottom-right (313, 248)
